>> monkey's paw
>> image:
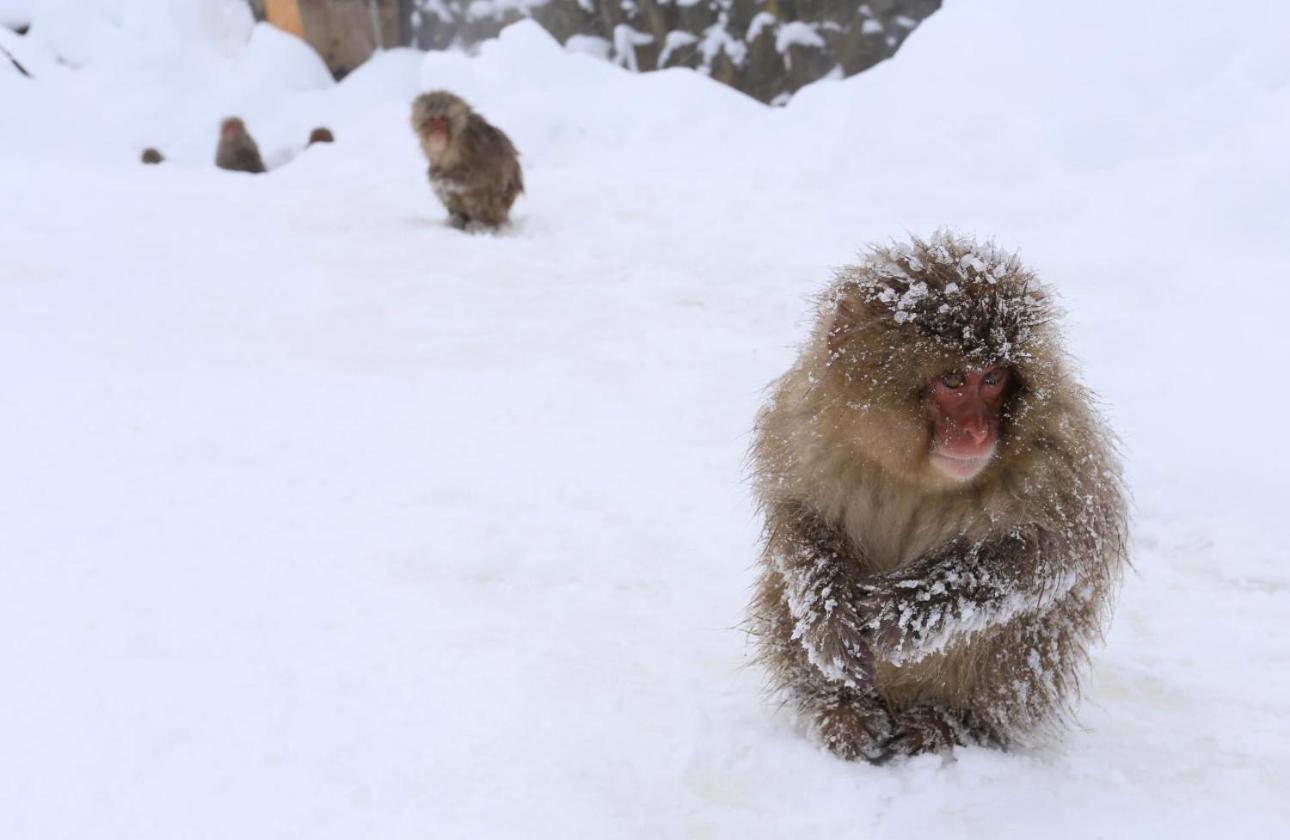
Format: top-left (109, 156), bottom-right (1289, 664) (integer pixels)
top-left (799, 610), bottom-right (877, 692)
top-left (851, 577), bottom-right (935, 660)
top-left (877, 706), bottom-right (964, 763)
top-left (814, 696), bottom-right (896, 763)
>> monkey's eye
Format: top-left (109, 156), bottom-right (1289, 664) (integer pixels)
top-left (982, 367), bottom-right (1007, 386)
top-left (940, 371), bottom-right (965, 389)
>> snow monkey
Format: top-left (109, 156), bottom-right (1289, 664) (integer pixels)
top-left (215, 117), bottom-right (266, 174)
top-left (410, 90), bottom-right (524, 231)
top-left (307, 127), bottom-right (334, 145)
top-left (749, 231), bottom-right (1128, 763)
top-left (140, 148), bottom-right (164, 165)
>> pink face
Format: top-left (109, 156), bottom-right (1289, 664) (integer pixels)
top-left (927, 366), bottom-right (1010, 482)
top-left (424, 116), bottom-right (449, 139)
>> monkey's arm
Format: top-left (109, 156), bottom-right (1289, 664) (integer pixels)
top-left (766, 505), bottom-right (876, 690)
top-left (858, 528), bottom-right (1079, 664)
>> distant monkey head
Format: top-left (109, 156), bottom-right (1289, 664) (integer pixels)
top-left (411, 91), bottom-right (470, 161)
top-left (819, 232), bottom-right (1059, 491)
top-left (221, 117), bottom-right (247, 140)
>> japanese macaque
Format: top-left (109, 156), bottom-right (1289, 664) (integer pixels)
top-left (307, 127), bottom-right (334, 145)
top-left (140, 148), bottom-right (164, 165)
top-left (215, 117), bottom-right (266, 174)
top-left (749, 231), bottom-right (1128, 763)
top-left (410, 90), bottom-right (523, 231)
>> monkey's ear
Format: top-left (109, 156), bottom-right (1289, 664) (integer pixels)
top-left (827, 297), bottom-right (861, 357)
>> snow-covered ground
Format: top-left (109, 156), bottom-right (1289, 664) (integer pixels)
top-left (3, 1), bottom-right (1289, 837)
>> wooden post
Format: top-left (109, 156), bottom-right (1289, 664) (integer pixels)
top-left (264, 0), bottom-right (305, 39)
top-left (263, 0), bottom-right (402, 79)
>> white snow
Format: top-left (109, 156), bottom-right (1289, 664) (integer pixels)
top-left (465, 0), bottom-right (550, 22)
top-left (775, 20), bottom-right (826, 55)
top-left (0, 0), bottom-right (31, 28)
top-left (610, 22), bottom-right (653, 72)
top-left (3, 1), bottom-right (1290, 838)
top-left (658, 29), bottom-right (697, 69)
top-left (746, 10), bottom-right (776, 42)
top-left (699, 15), bottom-right (745, 67)
top-left (563, 32), bottom-right (610, 61)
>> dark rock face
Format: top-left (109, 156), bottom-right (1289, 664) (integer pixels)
top-left (277, 1), bottom-right (941, 103)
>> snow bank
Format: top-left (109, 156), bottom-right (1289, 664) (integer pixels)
top-left (0, 0), bottom-right (31, 28)
top-left (5, 0), bottom-right (332, 164)
top-left (2, 1), bottom-right (1288, 838)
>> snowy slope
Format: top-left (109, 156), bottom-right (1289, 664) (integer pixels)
top-left (2, 1), bottom-right (1289, 837)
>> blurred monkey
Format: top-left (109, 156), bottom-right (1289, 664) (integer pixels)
top-left (410, 91), bottom-right (523, 230)
top-left (215, 117), bottom-right (266, 174)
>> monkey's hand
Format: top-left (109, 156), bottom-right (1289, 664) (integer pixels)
top-left (853, 529), bottom-right (1077, 664)
top-left (790, 583), bottom-right (877, 691)
top-left (769, 507), bottom-right (878, 691)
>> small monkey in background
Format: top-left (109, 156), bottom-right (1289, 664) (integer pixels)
top-left (410, 91), bottom-right (523, 231)
top-left (215, 117), bottom-right (266, 174)
top-left (307, 127), bottom-right (334, 145)
top-left (749, 231), bottom-right (1128, 763)
top-left (140, 148), bottom-right (164, 165)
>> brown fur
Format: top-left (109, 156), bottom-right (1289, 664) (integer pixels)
top-left (215, 117), bottom-right (266, 174)
top-left (307, 127), bottom-right (334, 145)
top-left (749, 231), bottom-right (1128, 762)
top-left (140, 148), bottom-right (164, 165)
top-left (410, 90), bottom-right (524, 231)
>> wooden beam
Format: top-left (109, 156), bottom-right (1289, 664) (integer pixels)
top-left (264, 0), bottom-right (305, 39)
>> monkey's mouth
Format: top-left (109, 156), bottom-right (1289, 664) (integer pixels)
top-left (930, 446), bottom-right (996, 481)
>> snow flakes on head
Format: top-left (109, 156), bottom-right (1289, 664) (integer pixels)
top-left (851, 231), bottom-right (1054, 367)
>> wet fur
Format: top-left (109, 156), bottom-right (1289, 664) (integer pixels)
top-left (410, 91), bottom-right (524, 230)
top-left (749, 232), bottom-right (1128, 760)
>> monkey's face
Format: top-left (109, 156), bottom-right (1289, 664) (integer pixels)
top-left (822, 351), bottom-right (1015, 491)
top-left (816, 234), bottom-right (1057, 493)
top-left (925, 366), bottom-right (1010, 483)
top-left (421, 115), bottom-right (450, 152)
top-left (412, 92), bottom-right (468, 159)
top-left (221, 119), bottom-right (244, 140)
